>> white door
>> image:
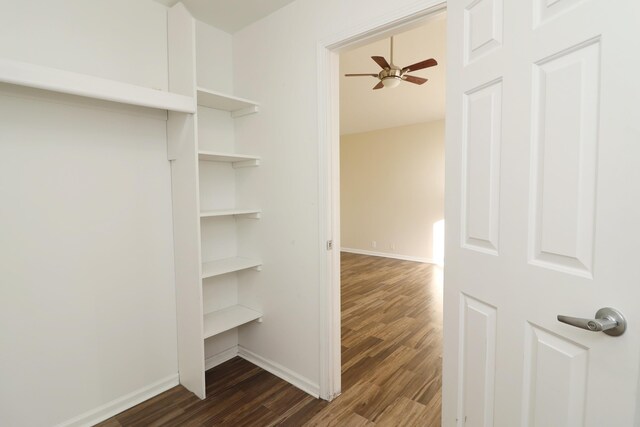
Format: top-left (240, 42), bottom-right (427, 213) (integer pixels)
top-left (443, 0), bottom-right (640, 426)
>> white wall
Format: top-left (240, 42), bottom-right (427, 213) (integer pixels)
top-left (196, 21), bottom-right (233, 93)
top-left (232, 0), bottom-right (442, 391)
top-left (341, 121), bottom-right (445, 263)
top-left (0, 0), bottom-right (168, 90)
top-left (0, 1), bottom-right (177, 425)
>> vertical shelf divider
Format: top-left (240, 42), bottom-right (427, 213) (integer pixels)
top-left (167, 3), bottom-right (206, 400)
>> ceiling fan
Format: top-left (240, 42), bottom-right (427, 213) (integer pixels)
top-left (345, 36), bottom-right (438, 90)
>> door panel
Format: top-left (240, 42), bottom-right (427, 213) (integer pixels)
top-left (462, 78), bottom-right (502, 255)
top-left (459, 294), bottom-right (497, 426)
top-left (522, 325), bottom-right (588, 427)
top-left (443, 0), bottom-right (640, 425)
top-left (464, 0), bottom-right (503, 64)
top-left (529, 39), bottom-right (600, 277)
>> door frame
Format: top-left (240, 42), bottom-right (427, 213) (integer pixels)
top-left (316, 0), bottom-right (447, 400)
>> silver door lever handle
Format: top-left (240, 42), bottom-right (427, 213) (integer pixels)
top-left (557, 307), bottom-right (626, 336)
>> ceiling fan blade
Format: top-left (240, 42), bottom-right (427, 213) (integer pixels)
top-left (403, 75), bottom-right (428, 85)
top-left (371, 56), bottom-right (391, 69)
top-left (345, 73), bottom-right (379, 77)
top-left (402, 58), bottom-right (438, 73)
top-left (373, 81), bottom-right (384, 90)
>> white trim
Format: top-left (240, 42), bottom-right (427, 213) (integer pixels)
top-left (316, 0), bottom-right (447, 403)
top-left (238, 346), bottom-right (320, 398)
top-left (341, 247), bottom-right (436, 264)
top-left (320, 1), bottom-right (448, 52)
top-left (316, 40), bottom-right (342, 402)
top-left (205, 346), bottom-right (239, 371)
top-left (55, 374), bottom-right (179, 427)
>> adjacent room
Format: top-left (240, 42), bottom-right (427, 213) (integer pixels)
top-left (338, 15), bottom-right (446, 424)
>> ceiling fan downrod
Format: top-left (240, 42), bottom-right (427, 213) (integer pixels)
top-left (390, 36), bottom-right (395, 67)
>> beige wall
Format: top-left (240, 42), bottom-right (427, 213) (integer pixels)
top-left (340, 120), bottom-right (445, 263)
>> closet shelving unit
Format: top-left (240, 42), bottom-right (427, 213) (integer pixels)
top-left (196, 88), bottom-right (262, 343)
top-left (167, 3), bottom-right (263, 400)
top-left (1, 2), bottom-right (264, 405)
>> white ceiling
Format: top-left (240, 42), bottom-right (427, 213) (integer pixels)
top-left (340, 15), bottom-right (446, 135)
top-left (171, 0), bottom-right (297, 34)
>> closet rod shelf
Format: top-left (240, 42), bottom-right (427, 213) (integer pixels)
top-left (196, 87), bottom-right (259, 116)
top-left (203, 305), bottom-right (262, 339)
top-left (201, 257), bottom-right (262, 279)
top-left (0, 58), bottom-right (196, 113)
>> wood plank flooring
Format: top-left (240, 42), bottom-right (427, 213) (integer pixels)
top-left (98, 253), bottom-right (442, 426)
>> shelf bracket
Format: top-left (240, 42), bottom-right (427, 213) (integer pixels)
top-left (231, 105), bottom-right (259, 118)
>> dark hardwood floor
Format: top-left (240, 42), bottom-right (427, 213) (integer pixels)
top-left (99, 253), bottom-right (442, 426)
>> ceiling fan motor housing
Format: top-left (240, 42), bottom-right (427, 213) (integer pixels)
top-left (379, 68), bottom-right (403, 87)
top-left (379, 68), bottom-right (403, 80)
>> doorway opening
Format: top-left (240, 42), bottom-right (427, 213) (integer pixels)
top-left (319, 6), bottom-right (447, 424)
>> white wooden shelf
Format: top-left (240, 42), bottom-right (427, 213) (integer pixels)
top-left (198, 151), bottom-right (260, 168)
top-left (196, 87), bottom-right (259, 117)
top-left (203, 305), bottom-right (262, 339)
top-left (200, 209), bottom-right (261, 219)
top-left (0, 58), bottom-right (196, 113)
top-left (201, 257), bottom-right (262, 279)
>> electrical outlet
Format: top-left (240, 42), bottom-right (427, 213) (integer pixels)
top-left (372, 240), bottom-right (377, 249)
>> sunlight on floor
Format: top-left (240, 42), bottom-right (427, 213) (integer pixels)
top-left (432, 219), bottom-right (445, 266)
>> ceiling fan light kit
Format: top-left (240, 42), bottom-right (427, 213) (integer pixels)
top-left (382, 77), bottom-right (402, 88)
top-left (380, 68), bottom-right (403, 88)
top-left (345, 36), bottom-right (438, 90)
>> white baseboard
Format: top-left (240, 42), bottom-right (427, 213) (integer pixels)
top-left (205, 345), bottom-right (239, 371)
top-left (237, 345), bottom-right (320, 398)
top-left (341, 247), bottom-right (437, 264)
top-left (56, 373), bottom-right (179, 427)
